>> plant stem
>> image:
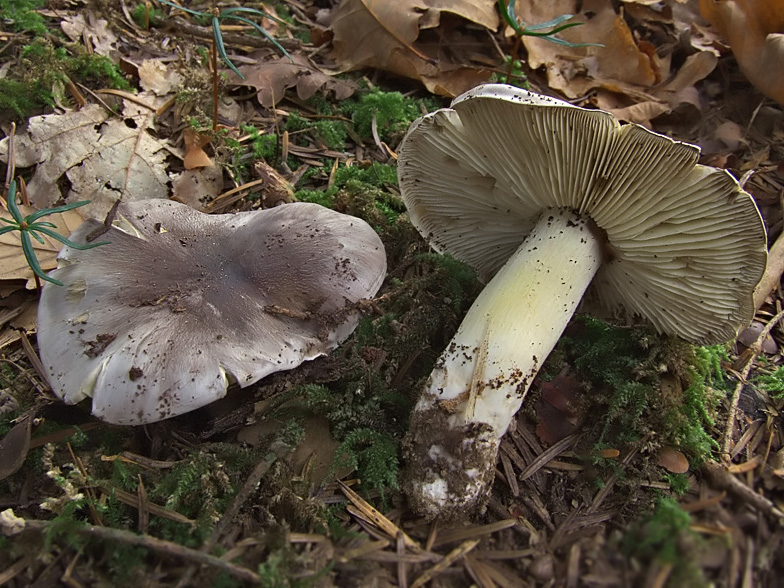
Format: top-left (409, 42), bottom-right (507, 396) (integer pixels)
top-left (404, 208), bottom-right (603, 518)
top-left (212, 35), bottom-right (218, 131)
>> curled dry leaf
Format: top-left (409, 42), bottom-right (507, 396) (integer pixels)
top-left (516, 0), bottom-right (657, 98)
top-left (182, 128), bottom-right (213, 170)
top-left (699, 0), bottom-right (784, 105)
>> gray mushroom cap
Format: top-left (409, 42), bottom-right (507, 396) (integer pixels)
top-left (37, 200), bottom-right (386, 425)
top-left (398, 84), bottom-right (767, 344)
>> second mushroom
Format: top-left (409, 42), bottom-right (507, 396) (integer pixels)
top-left (397, 84), bottom-right (767, 519)
top-left (37, 199), bottom-right (386, 425)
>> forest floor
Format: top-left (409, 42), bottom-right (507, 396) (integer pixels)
top-left (0, 1), bottom-right (783, 586)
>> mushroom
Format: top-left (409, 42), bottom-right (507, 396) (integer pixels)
top-left (37, 199), bottom-right (386, 425)
top-left (397, 84), bottom-right (767, 519)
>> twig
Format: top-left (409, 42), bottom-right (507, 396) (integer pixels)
top-left (174, 442), bottom-right (291, 588)
top-left (410, 539), bottom-right (480, 588)
top-left (701, 460), bottom-right (784, 521)
top-left (721, 308), bottom-right (784, 460)
top-left (171, 18), bottom-right (301, 52)
top-left (17, 518), bottom-right (261, 584)
top-left (754, 230), bottom-right (784, 310)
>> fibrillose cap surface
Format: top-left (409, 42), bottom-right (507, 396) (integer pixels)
top-left (397, 84), bottom-right (767, 344)
top-left (37, 200), bottom-right (386, 425)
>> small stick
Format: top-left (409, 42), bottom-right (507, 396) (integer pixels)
top-left (754, 229), bottom-right (784, 310)
top-left (701, 460), bottom-right (784, 521)
top-left (174, 442), bottom-right (291, 588)
top-left (17, 518), bottom-right (261, 584)
top-left (721, 308), bottom-right (784, 460)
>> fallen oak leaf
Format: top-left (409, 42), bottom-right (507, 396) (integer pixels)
top-left (0, 98), bottom-right (171, 220)
top-left (234, 53), bottom-right (356, 108)
top-left (329, 0), bottom-right (494, 96)
top-left (330, 0), bottom-right (433, 71)
top-left (515, 0), bottom-right (657, 98)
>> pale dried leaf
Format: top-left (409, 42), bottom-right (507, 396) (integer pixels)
top-left (235, 54), bottom-right (356, 108)
top-left (138, 59), bottom-right (184, 96)
top-left (0, 100), bottom-right (171, 220)
top-left (60, 13), bottom-right (117, 57)
top-left (0, 206), bottom-right (85, 288)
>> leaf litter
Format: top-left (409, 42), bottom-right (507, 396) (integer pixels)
top-left (0, 0), bottom-right (783, 586)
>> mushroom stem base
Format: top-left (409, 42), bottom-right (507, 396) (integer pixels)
top-left (404, 208), bottom-right (603, 519)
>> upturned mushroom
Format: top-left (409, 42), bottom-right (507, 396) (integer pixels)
top-left (37, 199), bottom-right (386, 425)
top-left (397, 84), bottom-right (767, 519)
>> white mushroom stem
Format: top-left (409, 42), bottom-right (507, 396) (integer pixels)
top-left (405, 208), bottom-right (604, 517)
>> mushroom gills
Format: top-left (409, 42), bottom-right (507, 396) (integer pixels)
top-left (405, 208), bottom-right (603, 517)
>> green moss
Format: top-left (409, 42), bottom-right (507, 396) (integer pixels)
top-left (555, 317), bottom-right (721, 462)
top-left (752, 363), bottom-right (784, 398)
top-left (334, 428), bottom-right (400, 496)
top-left (131, 3), bottom-right (164, 29)
top-left (0, 39), bottom-right (131, 120)
top-left (0, 0), bottom-right (47, 35)
top-left (0, 78), bottom-right (45, 118)
top-left (296, 189), bottom-right (333, 208)
top-left (345, 88), bottom-right (439, 143)
top-left (622, 497), bottom-right (707, 586)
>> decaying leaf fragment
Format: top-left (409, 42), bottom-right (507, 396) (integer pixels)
top-left (515, 0), bottom-right (657, 97)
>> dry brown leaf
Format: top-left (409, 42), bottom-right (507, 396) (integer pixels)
top-left (330, 0), bottom-right (427, 71)
top-left (658, 447), bottom-right (690, 474)
top-left (516, 0), bottom-right (657, 98)
top-left (0, 99), bottom-right (171, 220)
top-left (171, 166), bottom-right (223, 211)
top-left (595, 51), bottom-right (718, 127)
top-left (182, 128), bottom-right (213, 170)
top-left (419, 0), bottom-right (499, 30)
top-left (234, 53), bottom-right (356, 108)
top-left (60, 13), bottom-right (117, 57)
top-left (329, 0), bottom-right (493, 97)
top-left (699, 0), bottom-right (784, 105)
top-left (0, 415), bottom-right (32, 481)
top-left (0, 205), bottom-right (85, 288)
